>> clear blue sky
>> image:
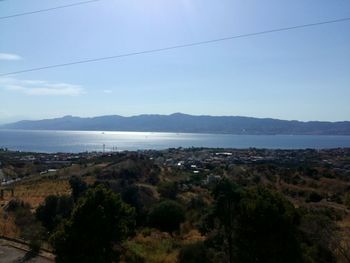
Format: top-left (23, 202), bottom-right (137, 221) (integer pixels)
top-left (1, 0), bottom-right (349, 123)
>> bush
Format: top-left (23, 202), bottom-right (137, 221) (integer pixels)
top-left (69, 176), bottom-right (87, 202)
top-left (50, 185), bottom-right (135, 263)
top-left (148, 200), bottom-right (185, 234)
top-left (203, 182), bottom-right (303, 263)
top-left (8, 200), bottom-right (45, 257)
top-left (157, 181), bottom-right (178, 199)
top-left (36, 195), bottom-right (73, 232)
top-left (299, 213), bottom-right (337, 263)
top-left (121, 185), bottom-right (158, 226)
top-left (306, 192), bottom-right (323, 203)
top-left (5, 199), bottom-right (28, 212)
top-left (124, 250), bottom-right (146, 263)
top-left (178, 241), bottom-right (213, 263)
top-left (234, 188), bottom-right (302, 263)
top-left (345, 193), bottom-right (350, 209)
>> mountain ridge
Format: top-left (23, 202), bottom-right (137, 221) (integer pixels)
top-left (1, 113), bottom-right (350, 135)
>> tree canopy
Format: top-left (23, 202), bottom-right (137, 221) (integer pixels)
top-left (148, 200), bottom-right (185, 234)
top-left (36, 195), bottom-right (73, 233)
top-left (202, 179), bottom-right (303, 263)
top-left (234, 187), bottom-right (302, 263)
top-left (50, 185), bottom-right (135, 263)
top-left (69, 176), bottom-right (87, 202)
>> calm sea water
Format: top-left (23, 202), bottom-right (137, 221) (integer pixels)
top-left (0, 129), bottom-right (350, 153)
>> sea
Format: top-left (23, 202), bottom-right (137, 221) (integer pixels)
top-left (0, 129), bottom-right (350, 153)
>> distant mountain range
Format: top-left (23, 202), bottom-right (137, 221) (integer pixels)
top-left (1, 113), bottom-right (350, 135)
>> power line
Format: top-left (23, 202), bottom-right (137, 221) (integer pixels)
top-left (1, 17), bottom-right (349, 77)
top-left (0, 0), bottom-right (101, 20)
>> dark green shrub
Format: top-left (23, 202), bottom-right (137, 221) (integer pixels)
top-left (178, 241), bottom-right (213, 263)
top-left (157, 181), bottom-right (178, 199)
top-left (148, 200), bottom-right (185, 234)
top-left (306, 192), bottom-right (323, 203)
top-left (50, 186), bottom-right (135, 263)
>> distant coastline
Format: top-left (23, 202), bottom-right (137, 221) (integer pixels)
top-left (1, 113), bottom-right (350, 136)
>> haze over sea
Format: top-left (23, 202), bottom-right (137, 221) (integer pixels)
top-left (1, 129), bottom-right (350, 153)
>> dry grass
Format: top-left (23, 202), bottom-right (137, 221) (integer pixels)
top-left (0, 174), bottom-right (95, 241)
top-left (1, 173), bottom-right (96, 209)
top-left (0, 211), bottom-right (20, 238)
top-left (1, 179), bottom-right (70, 209)
top-left (123, 227), bottom-right (205, 263)
top-left (339, 214), bottom-right (350, 228)
top-left (124, 232), bottom-right (180, 263)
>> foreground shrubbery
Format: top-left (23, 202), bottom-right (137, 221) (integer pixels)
top-left (198, 180), bottom-right (302, 263)
top-left (148, 200), bottom-right (185, 234)
top-left (5, 159), bottom-right (349, 263)
top-left (50, 185), bottom-right (135, 263)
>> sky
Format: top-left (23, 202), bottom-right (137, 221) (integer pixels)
top-left (0, 0), bottom-right (350, 123)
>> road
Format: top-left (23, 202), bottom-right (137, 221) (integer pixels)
top-left (0, 239), bottom-right (53, 263)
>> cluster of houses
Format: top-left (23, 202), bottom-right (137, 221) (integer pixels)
top-left (145, 148), bottom-right (350, 186)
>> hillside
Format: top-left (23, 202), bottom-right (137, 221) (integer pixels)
top-left (1, 148), bottom-right (350, 262)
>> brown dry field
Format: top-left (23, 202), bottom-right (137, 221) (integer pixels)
top-left (0, 175), bottom-right (95, 238)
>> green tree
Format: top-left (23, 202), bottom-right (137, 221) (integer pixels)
top-left (299, 213), bottom-right (337, 263)
top-left (178, 241), bottom-right (213, 263)
top-left (36, 195), bottom-right (73, 233)
top-left (202, 180), bottom-right (303, 263)
top-left (50, 185), bottom-right (135, 263)
top-left (121, 185), bottom-right (157, 226)
top-left (69, 176), bottom-right (87, 202)
top-left (148, 200), bottom-right (185, 234)
top-left (234, 187), bottom-right (302, 263)
top-left (157, 181), bottom-right (178, 199)
top-left (306, 192), bottom-right (323, 203)
top-left (200, 178), bottom-right (242, 263)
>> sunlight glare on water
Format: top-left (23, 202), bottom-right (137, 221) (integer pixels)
top-left (0, 130), bottom-right (350, 153)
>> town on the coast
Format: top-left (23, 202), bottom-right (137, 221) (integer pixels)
top-left (1, 147), bottom-right (350, 262)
